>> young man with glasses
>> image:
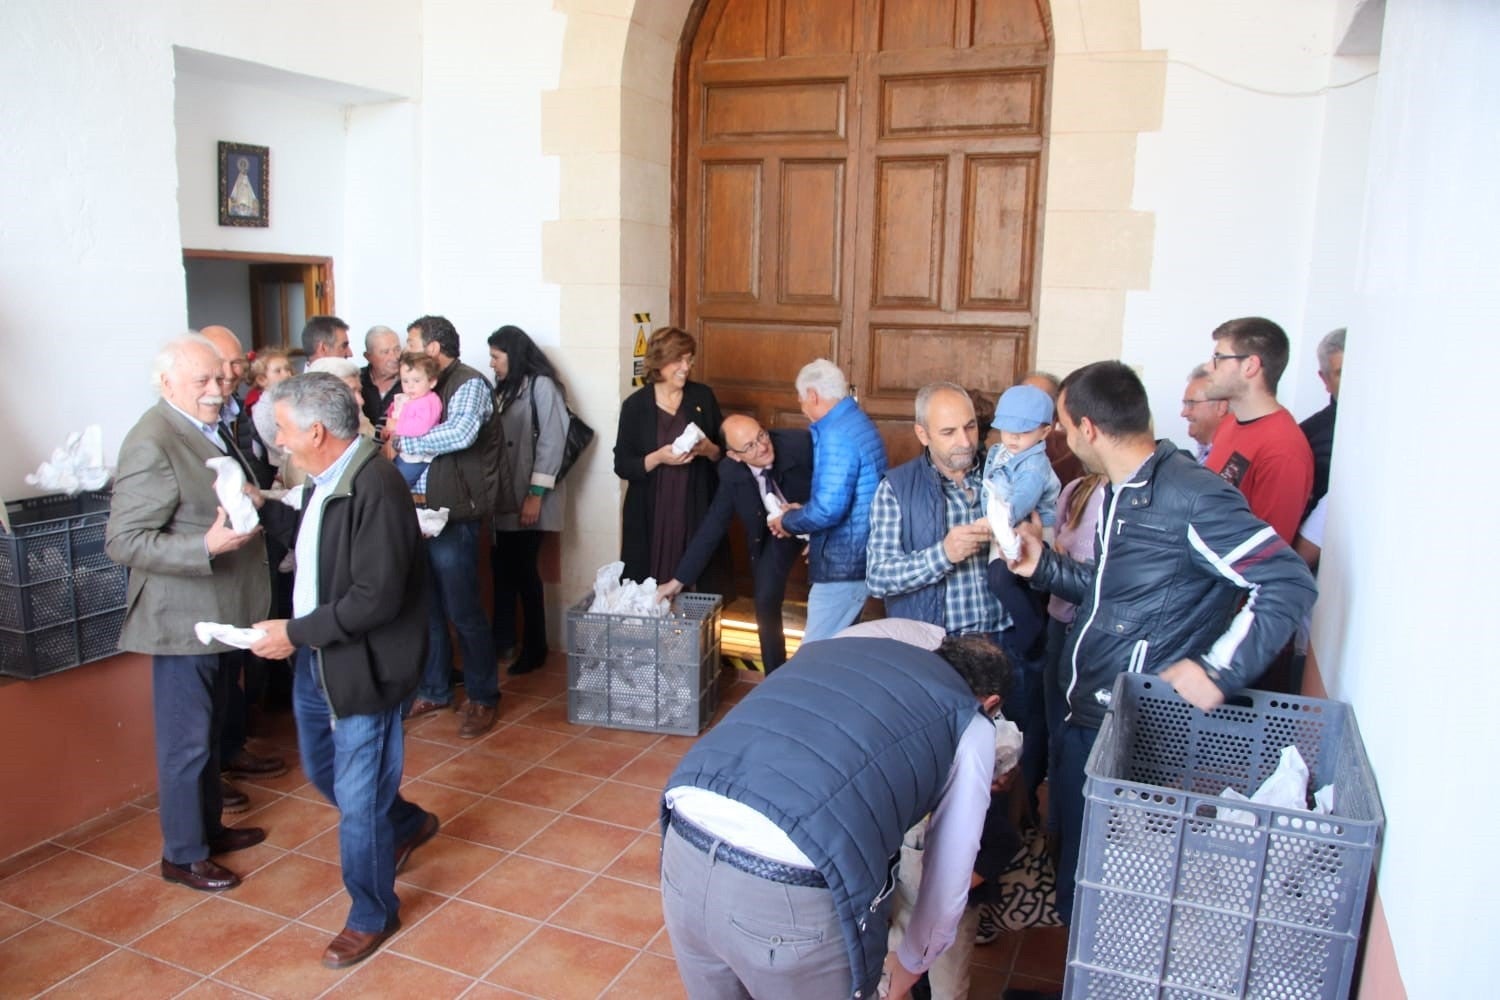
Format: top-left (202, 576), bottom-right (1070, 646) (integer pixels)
top-left (1201, 316), bottom-right (1314, 543)
top-left (658, 414), bottom-right (813, 671)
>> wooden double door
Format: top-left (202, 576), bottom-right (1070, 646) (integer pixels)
top-left (679, 0), bottom-right (1053, 466)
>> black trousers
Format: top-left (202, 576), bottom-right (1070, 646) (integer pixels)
top-left (751, 536), bottom-right (802, 672)
top-left (492, 529), bottom-right (549, 662)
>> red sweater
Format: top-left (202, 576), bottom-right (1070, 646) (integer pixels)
top-left (1205, 407), bottom-right (1313, 543)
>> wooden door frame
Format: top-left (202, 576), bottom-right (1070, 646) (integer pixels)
top-left (182, 249), bottom-right (335, 347)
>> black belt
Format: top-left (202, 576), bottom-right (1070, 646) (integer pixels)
top-left (669, 811), bottom-right (827, 888)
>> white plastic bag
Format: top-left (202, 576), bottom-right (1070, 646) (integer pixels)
top-left (25, 425), bottom-right (110, 495)
top-left (588, 562), bottom-right (670, 617)
top-left (1217, 745), bottom-right (1315, 825)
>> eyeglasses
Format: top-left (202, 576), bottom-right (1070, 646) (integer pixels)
top-left (1211, 352), bottom-right (1251, 368)
top-left (1181, 397), bottom-right (1211, 407)
top-left (726, 429), bottom-right (770, 455)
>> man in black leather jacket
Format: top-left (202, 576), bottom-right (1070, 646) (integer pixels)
top-left (1006, 361), bottom-right (1317, 938)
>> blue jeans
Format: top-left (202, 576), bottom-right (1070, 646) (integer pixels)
top-left (416, 519), bottom-right (498, 706)
top-left (293, 649), bottom-right (425, 934)
top-left (1053, 721), bottom-right (1101, 925)
top-left (801, 579), bottom-right (868, 643)
top-left (1001, 632), bottom-right (1048, 811)
top-left (153, 653), bottom-right (233, 864)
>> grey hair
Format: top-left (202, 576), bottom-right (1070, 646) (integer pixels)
top-left (1022, 370), bottom-right (1061, 395)
top-left (1188, 363), bottom-right (1211, 382)
top-left (265, 373), bottom-right (360, 438)
top-left (914, 382), bottom-right (972, 426)
top-left (1316, 328), bottom-right (1346, 375)
top-left (306, 356), bottom-right (360, 380)
top-left (794, 358), bottom-right (849, 403)
top-left (150, 333), bottom-right (220, 395)
top-left (364, 325), bottom-right (399, 352)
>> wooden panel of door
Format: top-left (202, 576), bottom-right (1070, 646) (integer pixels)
top-left (681, 0), bottom-right (1050, 641)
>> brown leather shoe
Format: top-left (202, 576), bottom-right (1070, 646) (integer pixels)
top-left (321, 918), bottom-right (401, 968)
top-left (394, 812), bottom-right (440, 874)
top-left (406, 697), bottom-right (447, 720)
top-left (457, 701), bottom-right (497, 739)
top-left (222, 749), bottom-right (288, 780)
top-left (161, 858), bottom-right (240, 892)
top-left (209, 826), bottom-right (266, 855)
top-left (221, 779), bottom-right (250, 814)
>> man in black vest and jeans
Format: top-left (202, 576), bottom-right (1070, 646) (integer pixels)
top-left (399, 315), bottom-right (502, 739)
top-left (661, 634), bottom-right (1009, 1000)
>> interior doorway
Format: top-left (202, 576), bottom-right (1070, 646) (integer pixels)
top-left (183, 250), bottom-right (335, 357)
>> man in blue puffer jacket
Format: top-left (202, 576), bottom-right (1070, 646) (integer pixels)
top-left (770, 358), bottom-right (889, 640)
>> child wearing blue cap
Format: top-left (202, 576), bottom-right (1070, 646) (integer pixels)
top-left (982, 383), bottom-right (1061, 655)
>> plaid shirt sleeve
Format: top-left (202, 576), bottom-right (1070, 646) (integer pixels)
top-left (865, 479), bottom-right (953, 598)
top-left (394, 377), bottom-right (491, 456)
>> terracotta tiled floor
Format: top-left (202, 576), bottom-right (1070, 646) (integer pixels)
top-left (0, 659), bottom-right (1065, 998)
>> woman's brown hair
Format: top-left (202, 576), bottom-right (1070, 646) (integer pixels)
top-left (643, 326), bottom-right (696, 384)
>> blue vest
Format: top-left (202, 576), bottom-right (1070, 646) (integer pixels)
top-left (881, 456), bottom-right (947, 626)
top-left (665, 638), bottom-right (980, 998)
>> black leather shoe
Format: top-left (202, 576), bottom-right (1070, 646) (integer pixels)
top-left (209, 826), bottom-right (266, 855)
top-left (222, 750), bottom-right (288, 780)
top-left (161, 858), bottom-right (240, 892)
top-left (395, 811), bottom-right (440, 874)
top-left (506, 651), bottom-right (548, 676)
top-left (220, 780), bottom-right (250, 813)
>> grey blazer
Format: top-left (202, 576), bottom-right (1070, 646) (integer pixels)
top-left (106, 399), bottom-right (271, 655)
top-left (493, 375), bottom-right (568, 534)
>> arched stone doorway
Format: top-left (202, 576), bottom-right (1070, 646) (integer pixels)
top-left (541, 0), bottom-right (1160, 599)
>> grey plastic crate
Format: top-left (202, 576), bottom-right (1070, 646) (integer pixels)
top-left (0, 607), bottom-right (128, 680)
top-left (565, 591), bottom-right (721, 735)
top-left (1, 491), bottom-right (127, 678)
top-left (1066, 674), bottom-right (1384, 1000)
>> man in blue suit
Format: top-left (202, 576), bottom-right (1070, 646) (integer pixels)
top-left (659, 414), bottom-right (812, 671)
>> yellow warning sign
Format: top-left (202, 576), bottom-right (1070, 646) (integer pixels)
top-left (631, 313), bottom-right (651, 386)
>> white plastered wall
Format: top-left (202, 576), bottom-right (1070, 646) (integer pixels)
top-left (1313, 0), bottom-right (1500, 992)
top-left (1127, 0), bottom-right (1377, 448)
top-left (0, 0), bottom-right (422, 499)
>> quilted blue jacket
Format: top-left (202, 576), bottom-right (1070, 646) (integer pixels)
top-left (782, 396), bottom-right (888, 581)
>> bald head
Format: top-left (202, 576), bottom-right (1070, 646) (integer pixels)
top-left (722, 414), bottom-right (774, 468)
top-left (199, 325), bottom-right (248, 396)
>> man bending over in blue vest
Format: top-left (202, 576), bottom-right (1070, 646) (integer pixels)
top-left (660, 632), bottom-right (1010, 1000)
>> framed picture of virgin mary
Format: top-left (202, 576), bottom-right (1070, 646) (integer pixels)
top-left (218, 142), bottom-right (269, 227)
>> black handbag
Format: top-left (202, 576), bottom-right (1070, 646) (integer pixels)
top-left (530, 378), bottom-right (594, 483)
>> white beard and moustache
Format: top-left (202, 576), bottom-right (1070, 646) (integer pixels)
top-left (199, 395), bottom-right (224, 412)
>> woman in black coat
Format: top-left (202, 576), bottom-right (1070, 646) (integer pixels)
top-left (613, 326), bottom-right (724, 585)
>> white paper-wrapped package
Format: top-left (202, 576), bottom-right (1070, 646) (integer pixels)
top-left (416, 506), bottom-right (450, 538)
top-left (195, 621), bottom-right (266, 650)
top-left (671, 422), bottom-right (706, 455)
top-left (983, 480), bottom-right (1021, 561)
top-left (992, 715), bottom-right (1024, 781)
top-left (206, 456), bottom-right (260, 532)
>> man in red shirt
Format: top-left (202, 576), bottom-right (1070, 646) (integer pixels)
top-left (1201, 317), bottom-right (1313, 543)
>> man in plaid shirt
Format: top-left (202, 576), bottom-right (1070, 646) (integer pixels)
top-left (866, 383), bottom-right (1002, 637)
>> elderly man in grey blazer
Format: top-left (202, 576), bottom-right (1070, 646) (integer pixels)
top-left (106, 334), bottom-right (272, 892)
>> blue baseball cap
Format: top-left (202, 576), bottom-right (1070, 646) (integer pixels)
top-left (991, 384), bottom-right (1055, 432)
